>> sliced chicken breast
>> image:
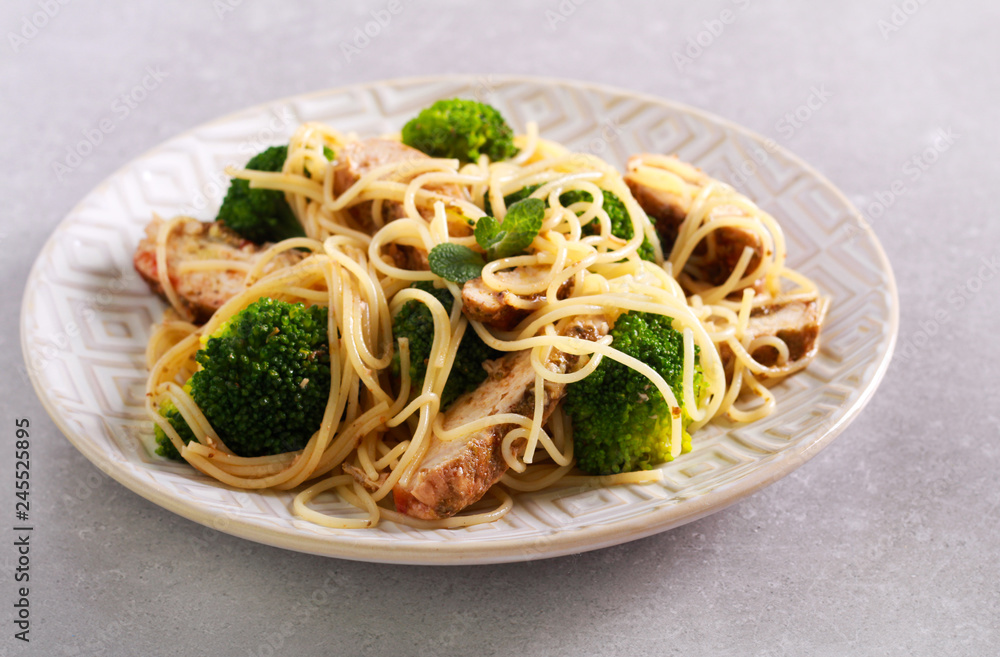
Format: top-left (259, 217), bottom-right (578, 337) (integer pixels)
top-left (332, 137), bottom-right (468, 228)
top-left (393, 315), bottom-right (609, 520)
top-left (720, 299), bottom-right (827, 380)
top-left (133, 216), bottom-right (304, 323)
top-left (625, 155), bottom-right (764, 288)
top-left (461, 269), bottom-right (572, 331)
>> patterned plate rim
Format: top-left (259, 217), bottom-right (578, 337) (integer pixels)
top-left (20, 74), bottom-right (899, 564)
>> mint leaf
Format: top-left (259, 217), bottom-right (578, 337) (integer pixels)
top-left (430, 198), bottom-right (543, 285)
top-left (473, 215), bottom-right (503, 252)
top-left (474, 197), bottom-right (544, 261)
top-left (428, 243), bottom-right (485, 284)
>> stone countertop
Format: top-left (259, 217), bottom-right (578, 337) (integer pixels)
top-left (1, 1), bottom-right (996, 655)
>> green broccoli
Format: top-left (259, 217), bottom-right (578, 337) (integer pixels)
top-left (392, 281), bottom-right (501, 407)
top-left (484, 184), bottom-right (656, 262)
top-left (217, 145), bottom-right (306, 244)
top-left (179, 297), bottom-right (332, 458)
top-left (153, 397), bottom-right (198, 460)
top-left (401, 98), bottom-right (517, 164)
top-left (564, 312), bottom-right (708, 475)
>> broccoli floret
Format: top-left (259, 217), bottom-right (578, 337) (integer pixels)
top-left (564, 312), bottom-right (708, 475)
top-left (392, 281), bottom-right (501, 407)
top-left (153, 397), bottom-right (198, 460)
top-left (217, 145), bottom-right (306, 244)
top-left (401, 98), bottom-right (517, 164)
top-left (184, 297), bottom-right (332, 457)
top-left (485, 184), bottom-right (656, 262)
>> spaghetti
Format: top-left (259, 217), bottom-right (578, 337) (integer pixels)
top-left (143, 118), bottom-right (827, 530)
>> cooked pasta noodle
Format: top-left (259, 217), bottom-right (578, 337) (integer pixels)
top-left (143, 118), bottom-right (827, 530)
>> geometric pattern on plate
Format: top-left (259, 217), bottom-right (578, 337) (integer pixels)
top-left (21, 76), bottom-right (898, 564)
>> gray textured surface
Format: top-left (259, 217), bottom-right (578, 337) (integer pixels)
top-left (1, 1), bottom-right (997, 655)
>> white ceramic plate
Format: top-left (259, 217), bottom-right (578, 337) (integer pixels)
top-left (21, 76), bottom-right (898, 564)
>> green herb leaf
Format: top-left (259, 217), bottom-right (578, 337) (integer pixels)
top-left (428, 243), bottom-right (486, 284)
top-left (486, 184), bottom-right (656, 262)
top-left (474, 197), bottom-right (544, 261)
top-left (323, 145), bottom-right (335, 161)
top-left (473, 214), bottom-right (503, 252)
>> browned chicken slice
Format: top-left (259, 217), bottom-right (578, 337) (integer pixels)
top-left (462, 269), bottom-right (573, 331)
top-left (393, 316), bottom-right (609, 520)
top-left (625, 155), bottom-right (764, 287)
top-left (332, 137), bottom-right (468, 228)
top-left (719, 299), bottom-right (827, 380)
top-left (625, 157), bottom-right (706, 247)
top-left (133, 216), bottom-right (305, 323)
